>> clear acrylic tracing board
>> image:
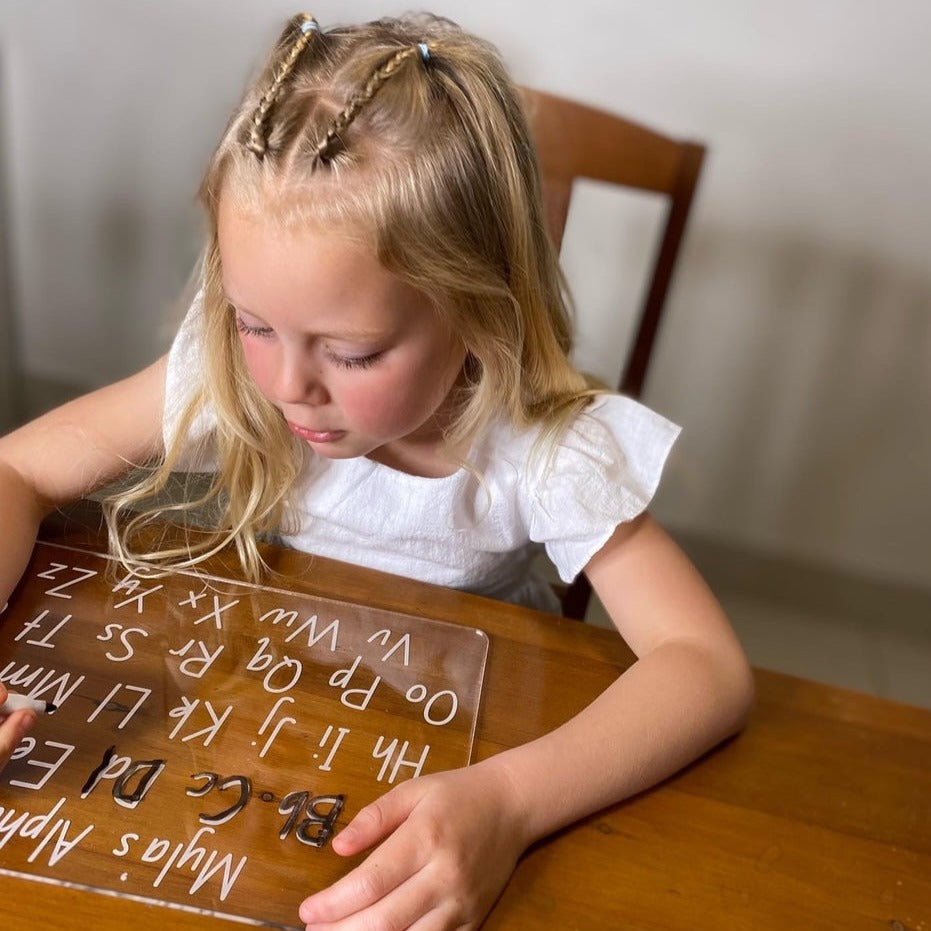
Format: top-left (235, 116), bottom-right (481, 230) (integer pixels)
top-left (0, 541), bottom-right (488, 929)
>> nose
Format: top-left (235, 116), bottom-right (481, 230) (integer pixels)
top-left (274, 350), bottom-right (329, 406)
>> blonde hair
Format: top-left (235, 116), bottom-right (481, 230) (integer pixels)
top-left (106, 12), bottom-right (595, 579)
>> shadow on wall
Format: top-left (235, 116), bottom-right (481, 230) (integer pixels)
top-left (24, 166), bottom-right (201, 391)
top-left (647, 225), bottom-right (931, 589)
top-left (0, 59), bottom-right (22, 430)
top-left (10, 171), bottom-right (199, 425)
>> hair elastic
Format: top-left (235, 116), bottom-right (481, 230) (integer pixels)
top-left (418, 42), bottom-right (430, 62)
top-left (300, 19), bottom-right (319, 34)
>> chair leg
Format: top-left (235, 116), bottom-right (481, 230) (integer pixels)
top-left (560, 574), bottom-right (592, 620)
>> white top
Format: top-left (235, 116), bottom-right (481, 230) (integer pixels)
top-left (164, 294), bottom-right (681, 613)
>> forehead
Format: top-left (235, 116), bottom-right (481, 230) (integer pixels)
top-left (217, 193), bottom-right (431, 332)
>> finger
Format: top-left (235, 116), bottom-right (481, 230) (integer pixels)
top-left (299, 823), bottom-right (426, 925)
top-left (0, 710), bottom-right (36, 767)
top-left (331, 783), bottom-right (420, 857)
top-left (406, 906), bottom-right (475, 931)
top-left (301, 865), bottom-right (436, 931)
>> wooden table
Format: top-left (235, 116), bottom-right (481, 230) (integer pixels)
top-left (1, 505), bottom-right (929, 930)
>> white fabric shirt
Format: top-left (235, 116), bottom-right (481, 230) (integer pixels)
top-left (164, 295), bottom-right (681, 613)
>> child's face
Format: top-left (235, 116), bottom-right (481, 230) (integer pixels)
top-left (218, 197), bottom-right (467, 474)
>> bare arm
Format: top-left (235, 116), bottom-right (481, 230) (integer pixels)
top-left (484, 512), bottom-right (755, 839)
top-left (299, 512), bottom-right (755, 929)
top-left (0, 355), bottom-right (167, 607)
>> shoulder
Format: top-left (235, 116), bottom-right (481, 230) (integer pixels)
top-left (163, 288), bottom-right (217, 466)
top-left (569, 393), bottom-right (680, 477)
top-left (532, 394), bottom-right (680, 495)
top-left (475, 394), bottom-right (680, 491)
top-left (166, 287), bottom-right (207, 375)
top-left (513, 394), bottom-right (681, 581)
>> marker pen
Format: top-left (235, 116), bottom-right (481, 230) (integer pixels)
top-left (0, 693), bottom-right (58, 715)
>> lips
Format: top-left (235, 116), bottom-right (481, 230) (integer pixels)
top-left (287, 422), bottom-right (347, 444)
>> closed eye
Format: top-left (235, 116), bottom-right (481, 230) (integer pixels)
top-left (327, 350), bottom-right (383, 370)
top-left (235, 315), bottom-right (274, 338)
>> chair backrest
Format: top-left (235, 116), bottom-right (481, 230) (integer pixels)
top-left (520, 87), bottom-right (706, 619)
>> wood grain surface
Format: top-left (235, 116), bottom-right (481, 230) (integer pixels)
top-left (1, 503), bottom-right (928, 930)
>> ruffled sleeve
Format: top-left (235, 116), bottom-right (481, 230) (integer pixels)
top-left (523, 394), bottom-right (680, 583)
top-left (162, 288), bottom-right (218, 470)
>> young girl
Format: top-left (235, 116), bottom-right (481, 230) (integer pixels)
top-left (0, 12), bottom-right (754, 930)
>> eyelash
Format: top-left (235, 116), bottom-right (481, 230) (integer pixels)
top-left (236, 316), bottom-right (382, 370)
top-left (235, 316), bottom-right (273, 339)
top-left (327, 351), bottom-right (383, 370)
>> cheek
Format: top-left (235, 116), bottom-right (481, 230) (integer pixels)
top-left (339, 370), bottom-right (417, 430)
top-left (339, 375), bottom-right (403, 428)
top-left (239, 340), bottom-right (274, 394)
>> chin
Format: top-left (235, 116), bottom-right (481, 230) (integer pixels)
top-left (305, 442), bottom-right (371, 461)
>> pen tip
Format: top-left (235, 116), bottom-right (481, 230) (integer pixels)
top-left (46, 703), bottom-right (59, 714)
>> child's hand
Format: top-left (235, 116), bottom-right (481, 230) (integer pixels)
top-left (299, 761), bottom-right (528, 930)
top-left (0, 684), bottom-right (37, 771)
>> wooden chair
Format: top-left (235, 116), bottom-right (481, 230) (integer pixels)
top-left (520, 87), bottom-right (706, 620)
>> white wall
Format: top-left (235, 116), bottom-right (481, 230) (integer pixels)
top-left (2, 0), bottom-right (929, 590)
